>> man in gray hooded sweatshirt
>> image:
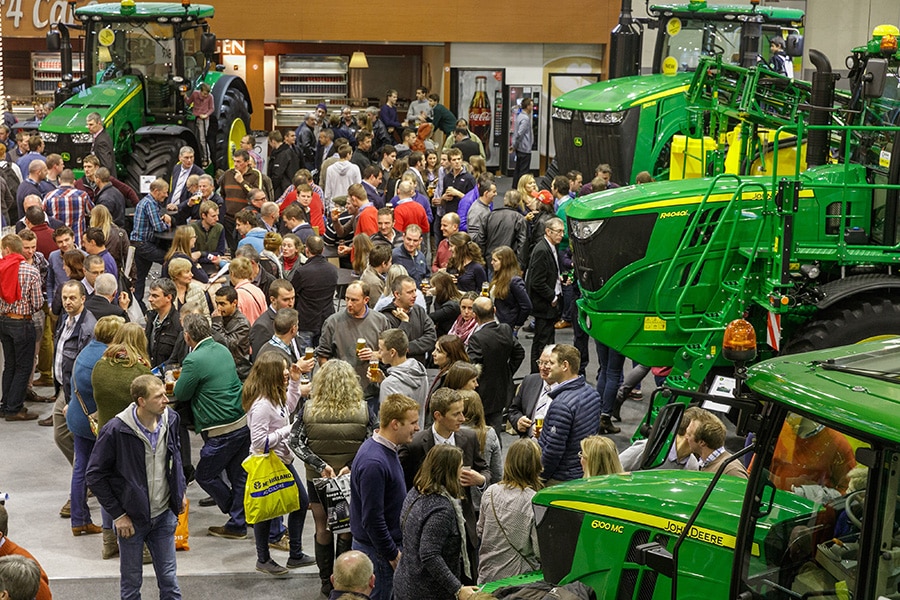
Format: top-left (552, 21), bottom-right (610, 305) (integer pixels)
top-left (375, 328), bottom-right (429, 427)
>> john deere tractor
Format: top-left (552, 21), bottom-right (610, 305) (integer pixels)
top-left (549, 0), bottom-right (804, 185)
top-left (39, 1), bottom-right (251, 192)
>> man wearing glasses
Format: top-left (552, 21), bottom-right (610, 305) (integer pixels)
top-left (525, 217), bottom-right (565, 372)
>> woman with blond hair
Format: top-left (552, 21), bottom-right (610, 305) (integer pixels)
top-left (167, 257), bottom-right (211, 321)
top-left (489, 246), bottom-right (532, 330)
top-left (580, 435), bottom-right (624, 477)
top-left (446, 233), bottom-right (486, 293)
top-left (295, 359), bottom-right (369, 595)
top-left (91, 323), bottom-right (152, 427)
top-left (516, 174), bottom-right (538, 213)
top-left (161, 225), bottom-right (209, 283)
top-left (90, 204), bottom-right (128, 270)
top-left (393, 445), bottom-right (481, 600)
top-left (476, 438), bottom-right (542, 583)
top-left (260, 231), bottom-right (284, 279)
top-left (243, 353), bottom-right (319, 575)
top-left (459, 390), bottom-right (502, 510)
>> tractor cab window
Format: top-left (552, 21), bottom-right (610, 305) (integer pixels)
top-left (658, 19), bottom-right (743, 73)
top-left (92, 22), bottom-right (176, 113)
top-left (737, 411), bottom-right (886, 600)
top-left (180, 25), bottom-right (207, 85)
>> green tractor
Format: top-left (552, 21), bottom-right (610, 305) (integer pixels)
top-left (40, 0), bottom-right (251, 192)
top-left (565, 26), bottom-right (900, 413)
top-left (484, 336), bottom-right (900, 600)
top-left (549, 0), bottom-right (804, 185)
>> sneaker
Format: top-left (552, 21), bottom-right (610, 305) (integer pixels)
top-left (59, 498), bottom-right (71, 518)
top-left (256, 559), bottom-right (289, 576)
top-left (286, 553), bottom-right (315, 568)
top-left (268, 534), bottom-right (290, 552)
top-left (208, 525), bottom-right (247, 540)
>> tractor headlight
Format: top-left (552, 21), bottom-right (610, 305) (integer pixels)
top-left (583, 111), bottom-right (625, 124)
top-left (71, 133), bottom-right (93, 144)
top-left (569, 219), bottom-right (605, 240)
top-left (552, 107), bottom-right (574, 121)
top-left (39, 132), bottom-right (58, 143)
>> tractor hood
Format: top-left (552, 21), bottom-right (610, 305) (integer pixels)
top-left (553, 74), bottom-right (691, 113)
top-left (536, 470), bottom-right (816, 549)
top-left (649, 2), bottom-right (804, 24)
top-left (748, 337), bottom-right (900, 446)
top-left (40, 76), bottom-right (142, 133)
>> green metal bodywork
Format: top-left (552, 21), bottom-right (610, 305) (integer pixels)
top-left (649, 2), bottom-right (803, 22)
top-left (553, 74), bottom-right (691, 113)
top-left (74, 2), bottom-right (215, 20)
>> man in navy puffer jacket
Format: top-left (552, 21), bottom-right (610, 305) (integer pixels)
top-left (538, 344), bottom-right (602, 484)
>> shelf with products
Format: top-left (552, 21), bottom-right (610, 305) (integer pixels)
top-left (275, 55), bottom-right (349, 127)
top-left (32, 52), bottom-right (84, 95)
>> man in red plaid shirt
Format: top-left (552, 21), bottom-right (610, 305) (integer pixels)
top-left (0, 234), bottom-right (44, 421)
top-left (42, 169), bottom-right (93, 244)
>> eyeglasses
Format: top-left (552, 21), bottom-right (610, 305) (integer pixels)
top-left (535, 360), bottom-right (552, 367)
top-left (548, 228), bottom-right (564, 234)
top-left (578, 451), bottom-right (584, 459)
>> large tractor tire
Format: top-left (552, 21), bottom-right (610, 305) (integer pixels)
top-left (781, 296), bottom-right (900, 355)
top-left (213, 87), bottom-right (250, 173)
top-left (123, 136), bottom-right (183, 195)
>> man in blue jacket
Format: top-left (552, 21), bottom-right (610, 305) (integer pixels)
top-left (538, 344), bottom-right (601, 485)
top-left (86, 374), bottom-right (186, 600)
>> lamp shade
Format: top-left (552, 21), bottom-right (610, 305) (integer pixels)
top-left (349, 51), bottom-right (368, 69)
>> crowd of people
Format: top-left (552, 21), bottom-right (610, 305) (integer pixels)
top-left (0, 91), bottom-right (749, 600)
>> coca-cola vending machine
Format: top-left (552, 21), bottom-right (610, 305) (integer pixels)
top-left (449, 68), bottom-right (506, 169)
top-left (506, 86), bottom-right (541, 173)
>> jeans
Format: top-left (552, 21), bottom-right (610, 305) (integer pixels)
top-left (197, 427), bottom-right (250, 532)
top-left (119, 509), bottom-right (181, 600)
top-left (0, 316), bottom-right (36, 414)
top-left (71, 434), bottom-right (96, 527)
top-left (295, 330), bottom-right (320, 352)
top-left (596, 343), bottom-right (625, 416)
top-left (253, 463), bottom-right (308, 563)
top-left (134, 241), bottom-right (168, 311)
top-left (352, 538), bottom-right (397, 600)
top-left (512, 150), bottom-right (532, 188)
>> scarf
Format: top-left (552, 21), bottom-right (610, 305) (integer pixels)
top-left (439, 489), bottom-right (471, 581)
top-left (449, 315), bottom-right (477, 344)
top-left (0, 252), bottom-right (25, 303)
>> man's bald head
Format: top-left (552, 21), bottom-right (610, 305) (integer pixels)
top-left (331, 550), bottom-right (375, 594)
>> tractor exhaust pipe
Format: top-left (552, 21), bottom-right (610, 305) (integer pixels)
top-left (609, 0), bottom-right (643, 79)
top-left (807, 49), bottom-right (837, 167)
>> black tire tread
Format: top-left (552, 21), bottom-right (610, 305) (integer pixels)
top-left (782, 295), bottom-right (900, 355)
top-left (123, 137), bottom-right (184, 194)
top-left (214, 87), bottom-right (251, 173)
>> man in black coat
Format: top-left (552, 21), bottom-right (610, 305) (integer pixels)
top-left (290, 235), bottom-right (337, 349)
top-left (466, 297), bottom-right (525, 432)
top-left (508, 345), bottom-right (555, 437)
top-left (87, 112), bottom-right (116, 177)
top-left (398, 387), bottom-right (490, 577)
top-left (267, 130), bottom-right (299, 200)
top-left (248, 279), bottom-right (295, 359)
top-left (84, 273), bottom-right (129, 321)
top-left (94, 167), bottom-right (126, 228)
top-left (525, 216), bottom-right (564, 372)
top-left (450, 127), bottom-right (480, 163)
top-left (379, 275), bottom-right (436, 366)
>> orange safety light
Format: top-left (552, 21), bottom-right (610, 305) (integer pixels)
top-left (881, 34), bottom-right (898, 54)
top-left (722, 318), bottom-right (757, 363)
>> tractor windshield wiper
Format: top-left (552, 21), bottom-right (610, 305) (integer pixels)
top-left (817, 361), bottom-right (900, 384)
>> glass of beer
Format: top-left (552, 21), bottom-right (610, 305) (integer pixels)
top-left (356, 338), bottom-right (366, 353)
top-left (368, 359), bottom-right (381, 381)
top-left (481, 282), bottom-right (490, 297)
top-left (535, 417), bottom-right (544, 435)
top-left (304, 347), bottom-right (315, 360)
top-left (421, 278), bottom-right (430, 292)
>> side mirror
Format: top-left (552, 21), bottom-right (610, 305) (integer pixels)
top-left (785, 33), bottom-right (804, 58)
top-left (200, 33), bottom-right (216, 57)
top-left (864, 58), bottom-right (888, 98)
top-left (640, 401), bottom-right (684, 470)
top-left (47, 30), bottom-right (61, 52)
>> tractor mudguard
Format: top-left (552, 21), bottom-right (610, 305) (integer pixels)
top-left (814, 274), bottom-right (900, 309)
top-left (209, 74), bottom-right (253, 116)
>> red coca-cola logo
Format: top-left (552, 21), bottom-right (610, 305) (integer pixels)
top-left (469, 111), bottom-right (491, 125)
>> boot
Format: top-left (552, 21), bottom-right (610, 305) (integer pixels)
top-left (599, 415), bottom-right (621, 434)
top-left (335, 535), bottom-right (352, 558)
top-left (314, 540), bottom-right (335, 596)
top-left (101, 528), bottom-right (119, 560)
top-left (611, 390), bottom-right (627, 423)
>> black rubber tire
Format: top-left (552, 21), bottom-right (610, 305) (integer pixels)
top-left (538, 157), bottom-right (560, 191)
top-left (123, 136), bottom-right (183, 195)
top-left (781, 296), bottom-right (900, 355)
top-left (213, 87), bottom-right (251, 173)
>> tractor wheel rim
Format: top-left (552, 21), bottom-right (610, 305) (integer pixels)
top-left (227, 116), bottom-right (247, 169)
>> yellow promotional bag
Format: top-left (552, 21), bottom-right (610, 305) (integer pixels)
top-left (242, 443), bottom-right (300, 524)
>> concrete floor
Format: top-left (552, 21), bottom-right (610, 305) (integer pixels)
top-left (0, 322), bottom-right (658, 598)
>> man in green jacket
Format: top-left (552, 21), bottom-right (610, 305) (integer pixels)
top-left (174, 313), bottom-right (250, 540)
